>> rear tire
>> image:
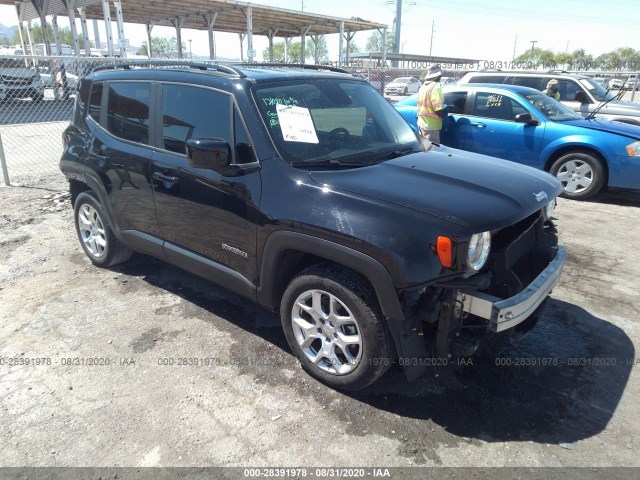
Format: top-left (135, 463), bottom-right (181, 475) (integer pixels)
top-left (550, 151), bottom-right (605, 200)
top-left (74, 191), bottom-right (132, 267)
top-left (280, 264), bottom-right (394, 391)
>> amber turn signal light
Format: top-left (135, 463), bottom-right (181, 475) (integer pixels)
top-left (436, 236), bottom-right (453, 268)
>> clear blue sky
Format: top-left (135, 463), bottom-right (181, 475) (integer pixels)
top-left (1, 0), bottom-right (638, 61)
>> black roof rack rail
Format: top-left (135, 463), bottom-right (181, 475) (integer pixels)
top-left (547, 69), bottom-right (568, 74)
top-left (234, 62), bottom-right (353, 75)
top-left (479, 67), bottom-right (502, 72)
top-left (187, 63), bottom-right (246, 77)
top-left (90, 63), bottom-right (132, 73)
top-left (89, 62), bottom-right (246, 78)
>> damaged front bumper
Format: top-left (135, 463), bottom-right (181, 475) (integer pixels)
top-left (459, 246), bottom-right (566, 332)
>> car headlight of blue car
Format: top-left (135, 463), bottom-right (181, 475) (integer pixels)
top-left (626, 141), bottom-right (640, 157)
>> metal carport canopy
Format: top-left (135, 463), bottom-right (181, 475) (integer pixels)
top-left (1, 0), bottom-right (388, 62)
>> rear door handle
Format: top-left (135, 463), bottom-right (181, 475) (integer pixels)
top-left (153, 172), bottom-right (179, 186)
top-left (472, 122), bottom-right (486, 129)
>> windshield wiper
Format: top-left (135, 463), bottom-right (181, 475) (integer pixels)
top-left (587, 88), bottom-right (626, 119)
top-left (290, 158), bottom-right (368, 168)
top-left (370, 146), bottom-right (418, 164)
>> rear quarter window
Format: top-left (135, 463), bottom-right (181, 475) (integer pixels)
top-left (88, 82), bottom-right (103, 123)
top-left (74, 78), bottom-right (91, 125)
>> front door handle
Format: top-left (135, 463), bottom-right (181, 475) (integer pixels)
top-left (152, 172), bottom-right (179, 186)
top-left (472, 122), bottom-right (486, 129)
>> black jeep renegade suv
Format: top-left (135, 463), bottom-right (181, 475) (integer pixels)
top-left (60, 63), bottom-right (566, 390)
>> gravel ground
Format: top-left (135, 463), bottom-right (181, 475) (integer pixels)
top-left (0, 174), bottom-right (639, 470)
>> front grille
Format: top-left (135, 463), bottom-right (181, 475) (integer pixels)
top-left (486, 212), bottom-right (555, 298)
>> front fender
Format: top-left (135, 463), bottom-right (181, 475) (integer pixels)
top-left (258, 230), bottom-right (428, 380)
top-left (541, 135), bottom-right (609, 170)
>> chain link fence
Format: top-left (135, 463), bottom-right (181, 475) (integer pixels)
top-left (0, 54), bottom-right (638, 187)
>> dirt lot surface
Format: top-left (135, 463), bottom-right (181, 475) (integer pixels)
top-left (1, 175), bottom-right (639, 470)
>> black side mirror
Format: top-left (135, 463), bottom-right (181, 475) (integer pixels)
top-left (186, 138), bottom-right (232, 172)
top-left (515, 113), bottom-right (539, 125)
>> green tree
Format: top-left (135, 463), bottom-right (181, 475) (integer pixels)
top-left (342, 42), bottom-right (360, 58)
top-left (261, 40), bottom-right (303, 63)
top-left (515, 47), bottom-right (557, 69)
top-left (365, 30), bottom-right (394, 53)
top-left (569, 49), bottom-right (594, 70)
top-left (613, 47), bottom-right (640, 71)
top-left (138, 36), bottom-right (186, 58)
top-left (30, 22), bottom-right (88, 50)
top-left (308, 36), bottom-right (329, 63)
top-left (554, 52), bottom-right (573, 69)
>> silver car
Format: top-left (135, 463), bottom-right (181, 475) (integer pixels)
top-left (0, 56), bottom-right (45, 102)
top-left (384, 76), bottom-right (421, 96)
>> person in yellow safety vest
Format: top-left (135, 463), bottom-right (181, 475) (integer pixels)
top-left (543, 79), bottom-right (560, 101)
top-left (417, 65), bottom-right (447, 144)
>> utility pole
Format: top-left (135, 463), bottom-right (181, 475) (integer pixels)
top-left (429, 20), bottom-right (434, 57)
top-left (393, 0), bottom-right (402, 55)
top-left (512, 34), bottom-right (517, 61)
top-left (301, 0), bottom-right (304, 11)
top-left (530, 40), bottom-right (537, 53)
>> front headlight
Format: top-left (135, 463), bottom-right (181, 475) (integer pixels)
top-left (626, 141), bottom-right (640, 157)
top-left (542, 199), bottom-right (556, 221)
top-left (467, 231), bottom-right (491, 271)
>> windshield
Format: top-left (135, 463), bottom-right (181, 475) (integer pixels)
top-left (519, 92), bottom-right (581, 121)
top-left (253, 78), bottom-right (420, 166)
top-left (393, 77), bottom-right (412, 84)
top-left (580, 78), bottom-right (616, 102)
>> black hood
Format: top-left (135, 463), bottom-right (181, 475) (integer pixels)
top-left (309, 146), bottom-right (562, 232)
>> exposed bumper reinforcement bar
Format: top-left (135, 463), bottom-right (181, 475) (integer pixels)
top-left (459, 246), bottom-right (566, 332)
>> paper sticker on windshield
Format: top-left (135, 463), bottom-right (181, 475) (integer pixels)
top-left (276, 104), bottom-right (319, 144)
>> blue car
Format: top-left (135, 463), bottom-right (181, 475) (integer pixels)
top-left (394, 84), bottom-right (640, 199)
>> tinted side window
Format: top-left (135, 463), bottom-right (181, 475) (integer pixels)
top-left (88, 82), bottom-right (103, 123)
top-left (75, 78), bottom-right (91, 125)
top-left (556, 80), bottom-right (581, 102)
top-left (106, 82), bottom-right (151, 144)
top-left (510, 77), bottom-right (545, 90)
top-left (474, 92), bottom-right (521, 121)
top-left (444, 91), bottom-right (467, 114)
top-left (161, 84), bottom-right (231, 155)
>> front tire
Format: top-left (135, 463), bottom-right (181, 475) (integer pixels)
top-left (550, 151), bottom-right (605, 200)
top-left (74, 191), bottom-right (132, 267)
top-left (280, 264), bottom-right (394, 391)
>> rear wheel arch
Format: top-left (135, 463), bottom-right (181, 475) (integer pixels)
top-left (69, 179), bottom-right (90, 206)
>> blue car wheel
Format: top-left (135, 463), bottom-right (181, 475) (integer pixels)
top-left (550, 151), bottom-right (605, 200)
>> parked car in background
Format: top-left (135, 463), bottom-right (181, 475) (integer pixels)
top-left (592, 77), bottom-right (609, 89)
top-left (0, 56), bottom-right (45, 102)
top-left (394, 84), bottom-right (640, 199)
top-left (384, 76), bottom-right (421, 96)
top-left (458, 70), bottom-right (640, 125)
top-left (609, 79), bottom-right (624, 90)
